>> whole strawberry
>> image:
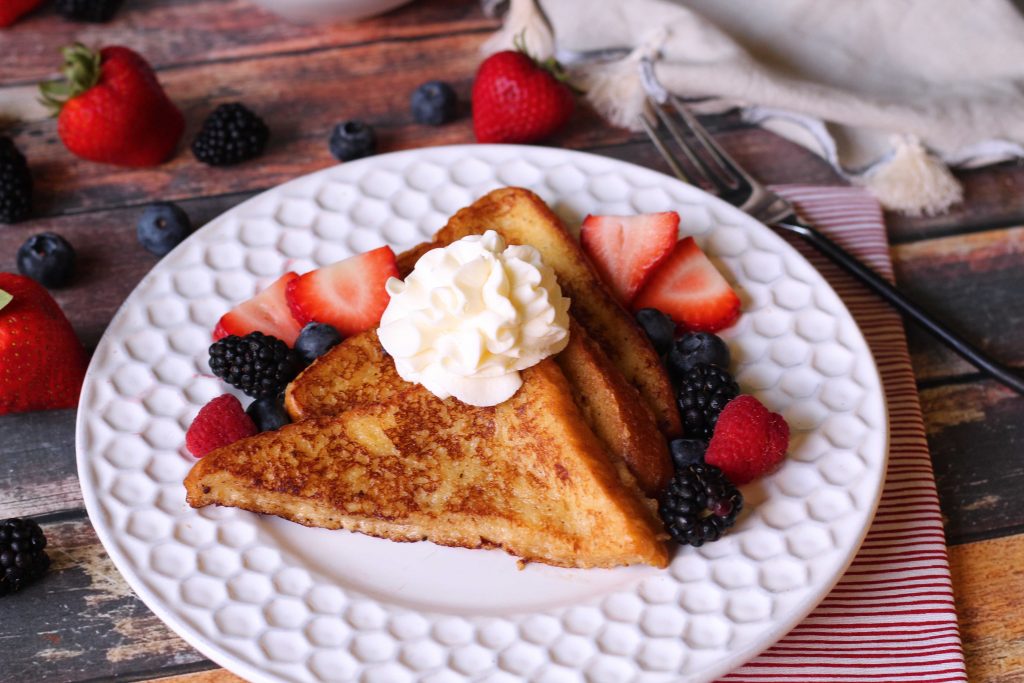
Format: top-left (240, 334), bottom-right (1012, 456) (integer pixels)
top-left (0, 0), bottom-right (43, 27)
top-left (0, 273), bottom-right (88, 415)
top-left (472, 49), bottom-right (574, 144)
top-left (39, 44), bottom-right (184, 167)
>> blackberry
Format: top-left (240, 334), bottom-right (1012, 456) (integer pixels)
top-left (192, 103), bottom-right (269, 166)
top-left (658, 464), bottom-right (742, 547)
top-left (677, 363), bottom-right (738, 440)
top-left (208, 332), bottom-right (299, 399)
top-left (55, 0), bottom-right (123, 22)
top-left (0, 518), bottom-right (50, 596)
top-left (0, 137), bottom-right (32, 224)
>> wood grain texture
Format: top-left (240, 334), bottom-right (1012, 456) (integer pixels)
top-left (894, 225), bottom-right (1024, 382)
top-left (0, 0), bottom-right (496, 84)
top-left (0, 409), bottom-right (79, 518)
top-left (0, 517), bottom-right (208, 683)
top-left (922, 379), bottom-right (1024, 544)
top-left (950, 534), bottom-right (1024, 683)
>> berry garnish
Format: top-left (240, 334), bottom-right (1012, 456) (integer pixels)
top-left (676, 364), bottom-right (739, 440)
top-left (208, 332), bottom-right (300, 399)
top-left (246, 396), bottom-right (291, 433)
top-left (668, 438), bottom-right (707, 469)
top-left (39, 44), bottom-right (184, 167)
top-left (659, 463), bottom-right (743, 547)
top-left (633, 236), bottom-right (741, 332)
top-left (667, 332), bottom-right (731, 376)
top-left (137, 201), bottom-right (193, 257)
top-left (635, 308), bottom-right (675, 356)
top-left (705, 395), bottom-right (790, 484)
top-left (214, 272), bottom-right (303, 347)
top-left (192, 103), bottom-right (269, 166)
top-left (0, 518), bottom-right (50, 596)
top-left (0, 0), bottom-right (43, 27)
top-left (55, 0), bottom-right (122, 22)
top-left (16, 233), bottom-right (75, 288)
top-left (294, 322), bottom-right (343, 364)
top-left (286, 246), bottom-right (399, 336)
top-left (0, 137), bottom-right (32, 224)
top-left (411, 80), bottom-right (457, 126)
top-left (185, 394), bottom-right (258, 457)
top-left (0, 273), bottom-right (88, 415)
top-left (472, 48), bottom-right (574, 144)
top-left (580, 212), bottom-right (678, 305)
top-left (329, 120), bottom-right (376, 162)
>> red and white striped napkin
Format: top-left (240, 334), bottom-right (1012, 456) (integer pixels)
top-left (722, 186), bottom-right (967, 682)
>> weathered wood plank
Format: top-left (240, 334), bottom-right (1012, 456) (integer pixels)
top-left (921, 379), bottom-right (1024, 544)
top-left (0, 516), bottom-right (207, 683)
top-left (892, 225), bottom-right (1024, 381)
top-left (0, 409), bottom-right (79, 518)
top-left (886, 162), bottom-right (1024, 243)
top-left (0, 192), bottom-right (253, 349)
top-left (0, 0), bottom-right (495, 84)
top-left (949, 534), bottom-right (1024, 683)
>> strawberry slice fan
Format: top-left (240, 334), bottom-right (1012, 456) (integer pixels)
top-left (721, 186), bottom-right (966, 682)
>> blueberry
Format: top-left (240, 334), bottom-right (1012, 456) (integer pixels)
top-left (668, 438), bottom-right (707, 469)
top-left (329, 120), bottom-right (376, 162)
top-left (295, 322), bottom-right (343, 364)
top-left (16, 232), bottom-right (75, 288)
top-left (635, 308), bottom-right (675, 356)
top-left (411, 80), bottom-right (457, 126)
top-left (137, 202), bottom-right (192, 257)
top-left (667, 332), bottom-right (730, 377)
top-left (246, 397), bottom-right (291, 432)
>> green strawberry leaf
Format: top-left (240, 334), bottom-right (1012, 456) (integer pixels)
top-left (38, 43), bottom-right (102, 116)
top-left (0, 288), bottom-right (11, 313)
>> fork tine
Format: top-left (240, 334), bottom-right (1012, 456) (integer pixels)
top-left (667, 96), bottom-right (750, 191)
top-left (639, 112), bottom-right (695, 185)
top-left (647, 99), bottom-right (727, 193)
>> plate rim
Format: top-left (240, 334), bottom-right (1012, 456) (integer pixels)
top-left (75, 143), bottom-right (889, 683)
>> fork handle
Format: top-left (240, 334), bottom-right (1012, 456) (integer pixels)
top-left (777, 219), bottom-right (1024, 395)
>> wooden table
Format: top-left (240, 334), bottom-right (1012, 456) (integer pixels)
top-left (2, 2), bottom-right (1022, 681)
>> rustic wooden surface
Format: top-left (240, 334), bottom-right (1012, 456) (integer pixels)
top-left (1, 1), bottom-right (1022, 681)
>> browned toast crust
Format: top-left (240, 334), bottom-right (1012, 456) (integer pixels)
top-left (397, 187), bottom-right (682, 438)
top-left (188, 360), bottom-right (669, 569)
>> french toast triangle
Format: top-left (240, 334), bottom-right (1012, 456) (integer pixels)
top-left (186, 357), bottom-right (670, 569)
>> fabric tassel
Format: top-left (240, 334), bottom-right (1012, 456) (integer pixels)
top-left (481, 0), bottom-right (555, 61)
top-left (859, 135), bottom-right (963, 216)
top-left (573, 30), bottom-right (667, 133)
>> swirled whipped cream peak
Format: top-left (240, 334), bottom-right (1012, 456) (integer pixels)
top-left (377, 230), bottom-right (571, 407)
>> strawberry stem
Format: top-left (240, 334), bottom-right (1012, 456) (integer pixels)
top-left (38, 43), bottom-right (101, 116)
top-left (0, 288), bottom-right (11, 313)
top-left (511, 31), bottom-right (574, 87)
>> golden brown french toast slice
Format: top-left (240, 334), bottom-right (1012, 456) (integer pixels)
top-left (396, 187), bottom-right (682, 438)
top-left (187, 360), bottom-right (669, 569)
top-left (286, 326), bottom-right (671, 495)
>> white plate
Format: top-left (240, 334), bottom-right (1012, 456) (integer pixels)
top-left (76, 145), bottom-right (887, 683)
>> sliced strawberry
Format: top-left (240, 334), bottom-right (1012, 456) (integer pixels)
top-left (580, 212), bottom-right (678, 305)
top-left (285, 246), bottom-right (399, 336)
top-left (213, 272), bottom-right (303, 346)
top-left (632, 237), bottom-right (740, 332)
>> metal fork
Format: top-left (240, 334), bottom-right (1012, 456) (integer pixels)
top-left (637, 60), bottom-right (1024, 395)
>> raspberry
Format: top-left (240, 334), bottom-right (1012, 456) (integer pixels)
top-left (704, 395), bottom-right (790, 484)
top-left (185, 394), bottom-right (257, 457)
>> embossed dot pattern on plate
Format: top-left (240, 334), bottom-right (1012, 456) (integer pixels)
top-left (76, 145), bottom-right (887, 683)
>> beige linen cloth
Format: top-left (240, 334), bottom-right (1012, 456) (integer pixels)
top-left (484, 0), bottom-right (1024, 215)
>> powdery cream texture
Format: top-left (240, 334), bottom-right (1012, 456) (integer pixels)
top-left (377, 230), bottom-right (570, 406)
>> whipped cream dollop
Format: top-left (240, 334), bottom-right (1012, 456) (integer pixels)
top-left (377, 230), bottom-right (571, 407)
